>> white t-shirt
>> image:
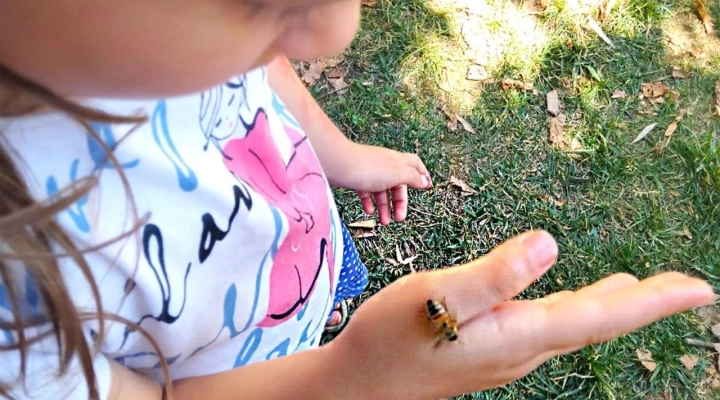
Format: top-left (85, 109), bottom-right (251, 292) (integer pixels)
top-left (0, 67), bottom-right (342, 398)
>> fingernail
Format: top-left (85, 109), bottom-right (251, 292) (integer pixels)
top-left (521, 231), bottom-right (558, 269)
top-left (421, 175), bottom-right (429, 187)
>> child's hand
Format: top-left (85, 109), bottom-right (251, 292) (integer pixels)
top-left (324, 231), bottom-right (714, 400)
top-left (328, 143), bottom-right (432, 225)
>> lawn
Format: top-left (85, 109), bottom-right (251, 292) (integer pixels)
top-left (306, 0), bottom-right (720, 398)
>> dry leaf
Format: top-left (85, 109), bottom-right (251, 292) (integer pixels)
top-left (654, 121), bottom-right (678, 154)
top-left (327, 77), bottom-right (349, 94)
top-left (712, 322), bottom-right (720, 338)
top-left (354, 230), bottom-right (377, 239)
top-left (467, 64), bottom-right (489, 81)
top-left (715, 81), bottom-right (720, 117)
top-left (587, 17), bottom-right (615, 48)
top-left (548, 116), bottom-right (565, 147)
top-left (501, 78), bottom-right (534, 91)
top-left (612, 90), bottom-right (627, 99)
top-left (642, 82), bottom-right (668, 99)
top-left (456, 115), bottom-right (477, 134)
top-left (696, 0), bottom-right (715, 34)
top-left (394, 244), bottom-right (419, 265)
top-left (654, 113), bottom-right (683, 154)
top-left (449, 176), bottom-right (478, 196)
top-left (361, 0), bottom-right (378, 6)
top-left (651, 96), bottom-right (665, 104)
top-left (444, 110), bottom-right (458, 132)
top-left (547, 90), bottom-right (561, 116)
top-left (637, 348), bottom-right (658, 372)
top-left (301, 63), bottom-right (323, 86)
top-left (631, 123), bottom-right (658, 144)
top-left (664, 122), bottom-right (679, 139)
top-left (672, 67), bottom-right (688, 79)
top-left (300, 57), bottom-right (341, 86)
top-left (348, 220), bottom-right (377, 229)
top-left (683, 224), bottom-right (693, 240)
top-left (599, 0), bottom-right (617, 22)
top-left (400, 255), bottom-right (419, 265)
top-left (326, 68), bottom-right (349, 94)
top-left (680, 354), bottom-right (699, 370)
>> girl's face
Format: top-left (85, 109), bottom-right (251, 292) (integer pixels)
top-left (0, 0), bottom-right (361, 98)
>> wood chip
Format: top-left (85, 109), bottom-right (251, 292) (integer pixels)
top-left (637, 348), bottom-right (657, 372)
top-left (685, 337), bottom-right (717, 349)
top-left (354, 230), bottom-right (377, 239)
top-left (611, 90), bottom-right (627, 99)
top-left (680, 354), bottom-right (699, 370)
top-left (449, 176), bottom-right (478, 196)
top-left (361, 0), bottom-right (378, 6)
top-left (631, 123), bottom-right (657, 144)
top-left (467, 64), bottom-right (489, 81)
top-left (669, 190), bottom-right (681, 197)
top-left (547, 89), bottom-right (561, 116)
top-left (385, 257), bottom-right (399, 266)
top-left (672, 67), bottom-right (688, 79)
top-left (712, 322), bottom-right (720, 338)
top-left (348, 220), bottom-right (377, 229)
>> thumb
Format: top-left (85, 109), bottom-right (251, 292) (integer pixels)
top-left (434, 231), bottom-right (558, 316)
top-left (399, 165), bottom-right (430, 189)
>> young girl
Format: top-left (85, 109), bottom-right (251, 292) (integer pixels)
top-left (0, 1), bottom-right (713, 399)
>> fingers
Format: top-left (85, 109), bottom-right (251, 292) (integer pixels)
top-left (437, 231), bottom-right (559, 315)
top-left (573, 273), bottom-right (638, 297)
top-left (391, 186), bottom-right (408, 222)
top-left (539, 272), bottom-right (714, 353)
top-left (404, 153), bottom-right (430, 177)
top-left (374, 190), bottom-right (391, 225)
top-left (536, 290), bottom-right (573, 305)
top-left (357, 191), bottom-right (375, 215)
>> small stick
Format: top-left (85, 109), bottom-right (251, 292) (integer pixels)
top-left (685, 338), bottom-right (717, 349)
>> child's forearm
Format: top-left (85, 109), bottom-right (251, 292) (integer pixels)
top-left (266, 55), bottom-right (353, 186)
top-left (109, 344), bottom-right (369, 400)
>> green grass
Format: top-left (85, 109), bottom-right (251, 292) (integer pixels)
top-left (314, 0), bottom-right (720, 398)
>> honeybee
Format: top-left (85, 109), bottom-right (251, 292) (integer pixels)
top-left (425, 298), bottom-right (458, 342)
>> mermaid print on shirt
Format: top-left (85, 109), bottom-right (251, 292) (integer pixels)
top-left (222, 109), bottom-right (334, 326)
top-left (198, 76), bottom-right (335, 327)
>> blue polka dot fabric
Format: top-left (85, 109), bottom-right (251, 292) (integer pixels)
top-left (328, 223), bottom-right (368, 319)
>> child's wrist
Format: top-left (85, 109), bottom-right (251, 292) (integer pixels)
top-left (319, 339), bottom-right (379, 400)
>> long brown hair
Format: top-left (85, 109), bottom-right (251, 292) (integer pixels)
top-left (0, 65), bottom-right (170, 399)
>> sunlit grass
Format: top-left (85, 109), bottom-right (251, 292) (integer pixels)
top-left (319, 0), bottom-right (720, 398)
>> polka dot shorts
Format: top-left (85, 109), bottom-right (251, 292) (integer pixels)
top-left (328, 223), bottom-right (369, 319)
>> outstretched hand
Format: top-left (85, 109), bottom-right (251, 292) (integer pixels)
top-left (327, 143), bottom-right (432, 225)
top-left (326, 231), bottom-right (714, 400)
